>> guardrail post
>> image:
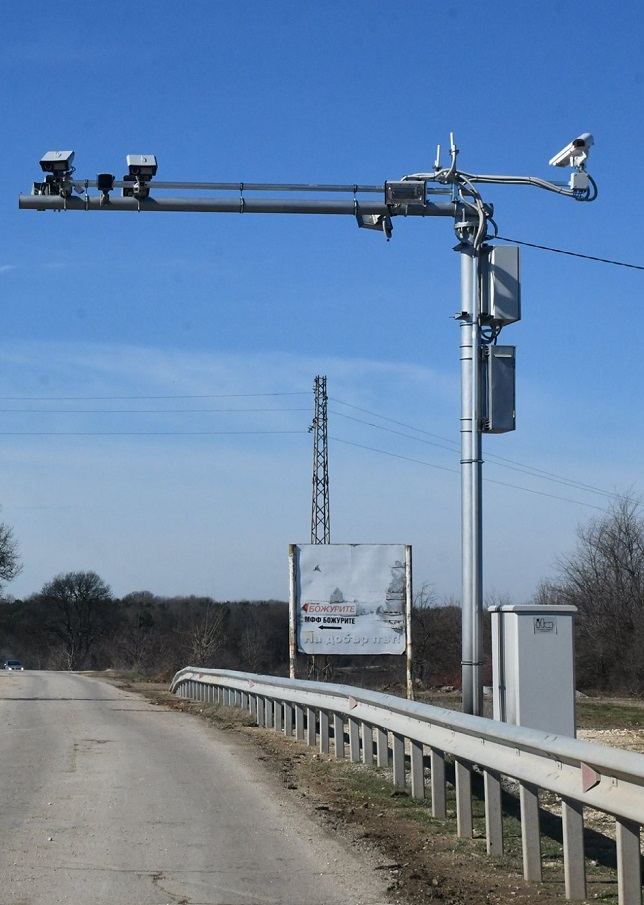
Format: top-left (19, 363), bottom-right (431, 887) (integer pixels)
top-left (430, 748), bottom-right (447, 818)
top-left (274, 700), bottom-right (283, 733)
top-left (616, 817), bottom-right (642, 905)
top-left (376, 727), bottom-right (389, 768)
top-left (561, 797), bottom-right (586, 901)
top-left (333, 713), bottom-right (345, 758)
top-left (319, 710), bottom-right (330, 755)
top-left (306, 707), bottom-right (317, 747)
top-left (455, 759), bottom-right (473, 838)
top-left (265, 698), bottom-right (274, 729)
top-left (295, 704), bottom-right (305, 741)
top-left (284, 702), bottom-right (294, 736)
top-left (240, 690), bottom-right (248, 709)
top-left (410, 739), bottom-right (425, 799)
top-left (349, 717), bottom-right (360, 762)
top-left (361, 723), bottom-right (373, 766)
top-left (256, 696), bottom-right (265, 727)
top-left (484, 769), bottom-right (503, 855)
top-left (519, 782), bottom-right (542, 882)
top-left (249, 694), bottom-right (257, 722)
top-left (392, 732), bottom-right (405, 790)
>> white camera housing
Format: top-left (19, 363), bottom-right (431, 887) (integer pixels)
top-left (549, 133), bottom-right (593, 168)
top-left (126, 154), bottom-right (158, 177)
top-left (40, 150), bottom-right (75, 173)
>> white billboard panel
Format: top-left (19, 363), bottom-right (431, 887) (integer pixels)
top-left (292, 544), bottom-right (410, 655)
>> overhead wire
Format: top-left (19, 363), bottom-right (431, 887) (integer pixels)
top-left (331, 436), bottom-right (605, 511)
top-left (0, 384), bottom-right (630, 512)
top-left (329, 397), bottom-right (626, 505)
top-left (495, 235), bottom-right (644, 271)
top-left (0, 391), bottom-right (310, 401)
top-left (0, 430), bottom-right (307, 437)
top-left (0, 378), bottom-right (631, 508)
top-left (0, 406), bottom-right (310, 414)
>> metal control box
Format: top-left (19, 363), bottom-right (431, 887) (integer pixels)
top-left (482, 345), bottom-right (515, 433)
top-left (480, 245), bottom-right (521, 325)
top-left (490, 604), bottom-right (577, 737)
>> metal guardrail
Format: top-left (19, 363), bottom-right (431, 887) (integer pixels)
top-left (170, 668), bottom-right (644, 903)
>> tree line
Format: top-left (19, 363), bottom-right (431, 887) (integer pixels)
top-left (0, 573), bottom-right (290, 677)
top-left (1, 497), bottom-right (643, 692)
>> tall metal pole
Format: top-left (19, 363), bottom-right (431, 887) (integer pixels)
top-left (458, 239), bottom-right (484, 716)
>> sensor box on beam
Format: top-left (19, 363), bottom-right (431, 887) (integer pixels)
top-left (480, 245), bottom-right (521, 325)
top-left (482, 345), bottom-right (515, 433)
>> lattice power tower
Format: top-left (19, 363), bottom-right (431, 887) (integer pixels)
top-left (310, 375), bottom-right (330, 544)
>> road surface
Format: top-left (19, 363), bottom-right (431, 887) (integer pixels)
top-left (0, 670), bottom-right (391, 904)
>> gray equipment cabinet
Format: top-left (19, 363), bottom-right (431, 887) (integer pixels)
top-left (490, 604), bottom-right (577, 737)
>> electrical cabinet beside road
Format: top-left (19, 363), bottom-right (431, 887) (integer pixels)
top-left (490, 604), bottom-right (577, 737)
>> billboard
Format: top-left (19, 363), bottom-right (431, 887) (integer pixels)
top-left (290, 543), bottom-right (411, 656)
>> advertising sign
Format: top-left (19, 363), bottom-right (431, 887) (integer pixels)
top-left (291, 544), bottom-right (410, 655)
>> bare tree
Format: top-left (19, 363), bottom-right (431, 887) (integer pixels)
top-left (38, 571), bottom-right (115, 670)
top-left (542, 496), bottom-right (644, 692)
top-left (412, 586), bottom-right (463, 686)
top-left (182, 600), bottom-right (228, 666)
top-left (0, 521), bottom-right (22, 589)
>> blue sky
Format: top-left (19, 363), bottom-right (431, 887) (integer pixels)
top-left (1, 1), bottom-right (643, 603)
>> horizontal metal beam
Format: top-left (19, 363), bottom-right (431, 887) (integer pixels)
top-left (74, 180), bottom-right (388, 194)
top-left (18, 194), bottom-right (457, 217)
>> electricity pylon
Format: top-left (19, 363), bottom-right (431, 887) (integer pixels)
top-left (310, 375), bottom-right (330, 545)
top-left (309, 375), bottom-right (331, 681)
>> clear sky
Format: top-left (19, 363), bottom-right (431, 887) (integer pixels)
top-left (1, 0), bottom-right (643, 603)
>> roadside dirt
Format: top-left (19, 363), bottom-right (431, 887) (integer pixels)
top-left (98, 676), bottom-right (644, 905)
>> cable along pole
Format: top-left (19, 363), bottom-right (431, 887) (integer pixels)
top-left (20, 135), bottom-right (596, 713)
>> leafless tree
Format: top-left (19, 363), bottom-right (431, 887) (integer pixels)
top-left (412, 586), bottom-right (463, 686)
top-left (182, 600), bottom-right (228, 666)
top-left (0, 521), bottom-right (22, 589)
top-left (37, 571), bottom-right (115, 670)
top-left (540, 496), bottom-right (644, 692)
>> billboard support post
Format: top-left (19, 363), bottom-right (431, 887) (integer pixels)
top-left (405, 544), bottom-right (413, 700)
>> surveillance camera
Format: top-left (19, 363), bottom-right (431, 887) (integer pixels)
top-left (39, 150), bottom-right (75, 173)
top-left (356, 212), bottom-right (393, 240)
top-left (97, 173), bottom-right (115, 192)
top-left (121, 174), bottom-right (150, 199)
top-left (549, 133), bottom-right (594, 168)
top-left (126, 154), bottom-right (157, 178)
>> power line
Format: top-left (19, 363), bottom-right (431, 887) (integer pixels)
top-left (331, 435), bottom-right (605, 511)
top-left (330, 409), bottom-right (458, 455)
top-left (330, 397), bottom-right (618, 502)
top-left (496, 235), bottom-right (644, 271)
top-left (0, 430), bottom-right (308, 437)
top-left (0, 391), bottom-right (310, 402)
top-left (0, 406), bottom-right (310, 414)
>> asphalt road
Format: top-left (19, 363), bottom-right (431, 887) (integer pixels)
top-left (0, 671), bottom-right (391, 905)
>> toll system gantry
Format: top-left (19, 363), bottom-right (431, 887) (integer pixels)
top-left (19, 134), bottom-right (597, 715)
